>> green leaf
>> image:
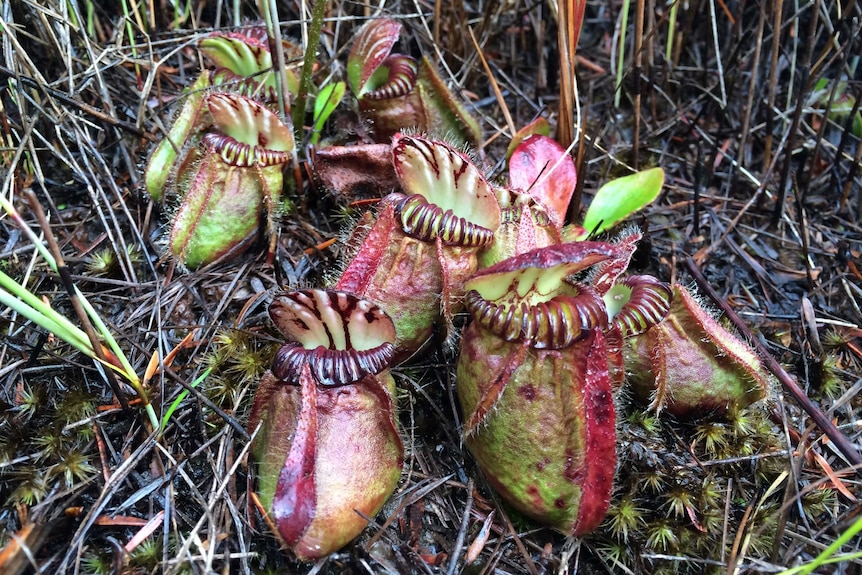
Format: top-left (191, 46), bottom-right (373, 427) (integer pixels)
top-left (0, 276), bottom-right (92, 356)
top-left (777, 511), bottom-right (862, 575)
top-left (580, 167), bottom-right (664, 238)
top-left (161, 367), bottom-right (210, 433)
top-left (311, 81), bottom-right (345, 145)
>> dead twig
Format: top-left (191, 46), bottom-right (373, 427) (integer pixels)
top-left (762, 0), bottom-right (784, 171)
top-left (445, 478), bottom-right (474, 575)
top-left (734, 0), bottom-right (766, 184)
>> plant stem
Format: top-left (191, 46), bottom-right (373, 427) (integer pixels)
top-left (291, 0), bottom-right (327, 144)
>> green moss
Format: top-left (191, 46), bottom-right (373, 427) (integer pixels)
top-left (50, 448), bottom-right (96, 487)
top-left (646, 520), bottom-right (679, 552)
top-left (12, 383), bottom-right (44, 421)
top-left (8, 467), bottom-right (50, 505)
top-left (606, 495), bottom-right (646, 541)
top-left (129, 537), bottom-right (163, 569)
top-left (203, 329), bottom-right (277, 409)
top-left (81, 550), bottom-right (112, 575)
top-left (595, 401), bottom-right (786, 573)
top-left (692, 422), bottom-right (729, 457)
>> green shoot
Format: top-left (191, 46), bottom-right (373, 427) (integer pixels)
top-left (0, 272), bottom-right (93, 355)
top-left (120, 0), bottom-right (144, 89)
top-left (666, 0), bottom-right (679, 67)
top-left (310, 81), bottom-right (345, 146)
top-left (615, 0), bottom-right (631, 108)
top-left (777, 511), bottom-right (862, 575)
top-left (161, 367), bottom-right (211, 433)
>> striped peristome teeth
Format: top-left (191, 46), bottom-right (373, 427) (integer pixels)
top-left (202, 132), bottom-right (291, 168)
top-left (271, 342), bottom-right (395, 387)
top-left (465, 283), bottom-right (608, 350)
top-left (394, 193), bottom-right (495, 247)
top-left (361, 55), bottom-right (418, 100)
top-left (606, 275), bottom-right (673, 338)
top-left (269, 289), bottom-right (397, 386)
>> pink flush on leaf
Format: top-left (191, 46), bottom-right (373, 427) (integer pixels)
top-left (508, 134), bottom-right (577, 229)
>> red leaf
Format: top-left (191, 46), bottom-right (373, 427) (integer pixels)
top-left (573, 330), bottom-right (615, 535)
top-left (508, 135), bottom-right (577, 228)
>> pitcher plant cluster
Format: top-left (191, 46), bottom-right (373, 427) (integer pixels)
top-left (143, 20), bottom-right (482, 270)
top-left (143, 20), bottom-right (773, 561)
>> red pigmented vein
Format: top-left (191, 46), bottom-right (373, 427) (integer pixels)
top-left (452, 155), bottom-right (469, 186)
top-left (330, 290), bottom-right (356, 349)
top-left (409, 139), bottom-right (442, 180)
top-left (304, 291), bottom-right (335, 349)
